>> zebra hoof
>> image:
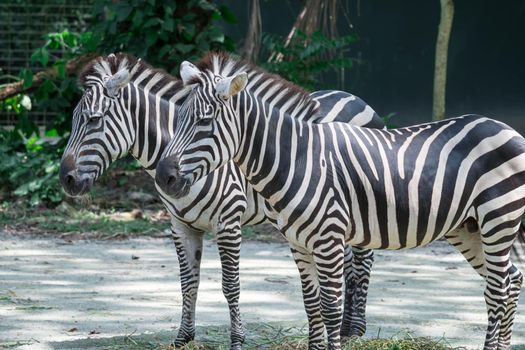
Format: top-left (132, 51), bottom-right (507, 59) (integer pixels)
top-left (230, 343), bottom-right (243, 350)
top-left (341, 324), bottom-right (365, 338)
top-left (173, 330), bottom-right (195, 348)
top-left (349, 326), bottom-right (366, 337)
top-left (230, 331), bottom-right (245, 350)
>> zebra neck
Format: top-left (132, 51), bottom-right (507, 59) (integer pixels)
top-left (127, 82), bottom-right (179, 173)
top-left (234, 91), bottom-right (315, 202)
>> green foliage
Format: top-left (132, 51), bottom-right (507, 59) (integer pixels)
top-left (262, 31), bottom-right (356, 91)
top-left (0, 131), bottom-right (65, 206)
top-left (91, 0), bottom-right (236, 74)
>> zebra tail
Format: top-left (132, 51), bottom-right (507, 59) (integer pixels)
top-left (510, 222), bottom-right (525, 263)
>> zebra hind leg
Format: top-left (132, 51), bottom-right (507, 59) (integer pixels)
top-left (341, 246), bottom-right (374, 338)
top-left (497, 262), bottom-right (523, 349)
top-left (170, 224), bottom-right (204, 347)
top-left (290, 245), bottom-right (326, 350)
top-left (479, 217), bottom-right (522, 350)
top-left (314, 240), bottom-right (345, 350)
top-left (216, 222), bottom-right (245, 350)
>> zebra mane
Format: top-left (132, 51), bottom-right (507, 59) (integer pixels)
top-left (193, 52), bottom-right (319, 117)
top-left (78, 53), bottom-right (183, 95)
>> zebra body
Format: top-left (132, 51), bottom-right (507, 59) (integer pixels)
top-left (157, 52), bottom-right (525, 350)
top-left (59, 54), bottom-right (382, 349)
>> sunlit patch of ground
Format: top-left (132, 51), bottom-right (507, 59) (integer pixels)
top-left (1, 236), bottom-right (524, 350)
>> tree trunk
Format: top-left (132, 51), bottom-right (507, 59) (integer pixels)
top-left (241, 0), bottom-right (262, 62)
top-left (268, 0), bottom-right (339, 63)
top-left (432, 0), bottom-right (454, 121)
top-left (0, 53), bottom-right (97, 101)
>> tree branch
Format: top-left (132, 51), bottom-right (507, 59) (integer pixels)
top-left (0, 53), bottom-right (98, 101)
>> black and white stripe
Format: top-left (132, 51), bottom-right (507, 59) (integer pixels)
top-left (158, 52), bottom-right (525, 350)
top-left (59, 54), bottom-right (384, 349)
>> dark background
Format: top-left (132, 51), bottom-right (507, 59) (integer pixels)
top-left (219, 0), bottom-right (525, 130)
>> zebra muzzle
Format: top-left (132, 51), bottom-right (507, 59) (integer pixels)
top-left (155, 156), bottom-right (191, 198)
top-left (59, 154), bottom-right (94, 196)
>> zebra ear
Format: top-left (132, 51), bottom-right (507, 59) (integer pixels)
top-left (105, 68), bottom-right (131, 97)
top-left (216, 72), bottom-right (248, 99)
top-left (180, 61), bottom-right (201, 85)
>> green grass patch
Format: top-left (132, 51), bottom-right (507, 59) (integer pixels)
top-left (36, 324), bottom-right (464, 350)
top-left (4, 322), bottom-right (524, 350)
top-left (0, 204), bottom-right (169, 239)
top-left (342, 336), bottom-right (461, 350)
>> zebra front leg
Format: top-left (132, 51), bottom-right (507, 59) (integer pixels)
top-left (341, 245), bottom-right (354, 339)
top-left (170, 222), bottom-right (204, 347)
top-left (216, 223), bottom-right (245, 350)
top-left (314, 242), bottom-right (345, 350)
top-left (341, 246), bottom-right (373, 338)
top-left (290, 245), bottom-right (325, 350)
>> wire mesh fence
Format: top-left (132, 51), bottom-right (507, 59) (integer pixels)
top-left (0, 0), bottom-right (92, 126)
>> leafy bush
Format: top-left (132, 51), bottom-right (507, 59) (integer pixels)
top-left (0, 131), bottom-right (65, 206)
top-left (91, 0), bottom-right (236, 74)
top-left (261, 31), bottom-right (356, 90)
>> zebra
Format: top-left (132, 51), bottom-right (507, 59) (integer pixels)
top-left (58, 53), bottom-right (383, 349)
top-left (155, 52), bottom-right (525, 350)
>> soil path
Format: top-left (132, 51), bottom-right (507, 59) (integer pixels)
top-left (1, 234), bottom-right (524, 349)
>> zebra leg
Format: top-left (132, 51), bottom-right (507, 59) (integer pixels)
top-left (479, 219), bottom-right (521, 350)
top-left (216, 222), bottom-right (245, 350)
top-left (497, 262), bottom-right (523, 349)
top-left (314, 242), bottom-right (345, 350)
top-left (341, 245), bottom-right (354, 338)
top-left (170, 222), bottom-right (204, 347)
top-left (341, 246), bottom-right (374, 337)
top-left (447, 223), bottom-right (522, 349)
top-left (290, 245), bottom-right (326, 350)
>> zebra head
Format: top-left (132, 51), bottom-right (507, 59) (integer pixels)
top-left (155, 55), bottom-right (248, 198)
top-left (60, 54), bottom-right (135, 196)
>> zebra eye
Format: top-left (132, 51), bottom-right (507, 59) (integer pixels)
top-left (198, 117), bottom-right (213, 125)
top-left (88, 114), bottom-right (103, 124)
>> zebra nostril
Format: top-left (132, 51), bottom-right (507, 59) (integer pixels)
top-left (167, 175), bottom-right (176, 188)
top-left (65, 173), bottom-right (76, 188)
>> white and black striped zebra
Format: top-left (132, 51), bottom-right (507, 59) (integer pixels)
top-left (58, 54), bottom-right (383, 349)
top-left (156, 52), bottom-right (525, 350)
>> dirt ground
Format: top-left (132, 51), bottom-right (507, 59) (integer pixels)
top-left (1, 233), bottom-right (524, 350)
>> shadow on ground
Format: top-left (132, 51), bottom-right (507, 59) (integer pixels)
top-left (1, 235), bottom-right (524, 349)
